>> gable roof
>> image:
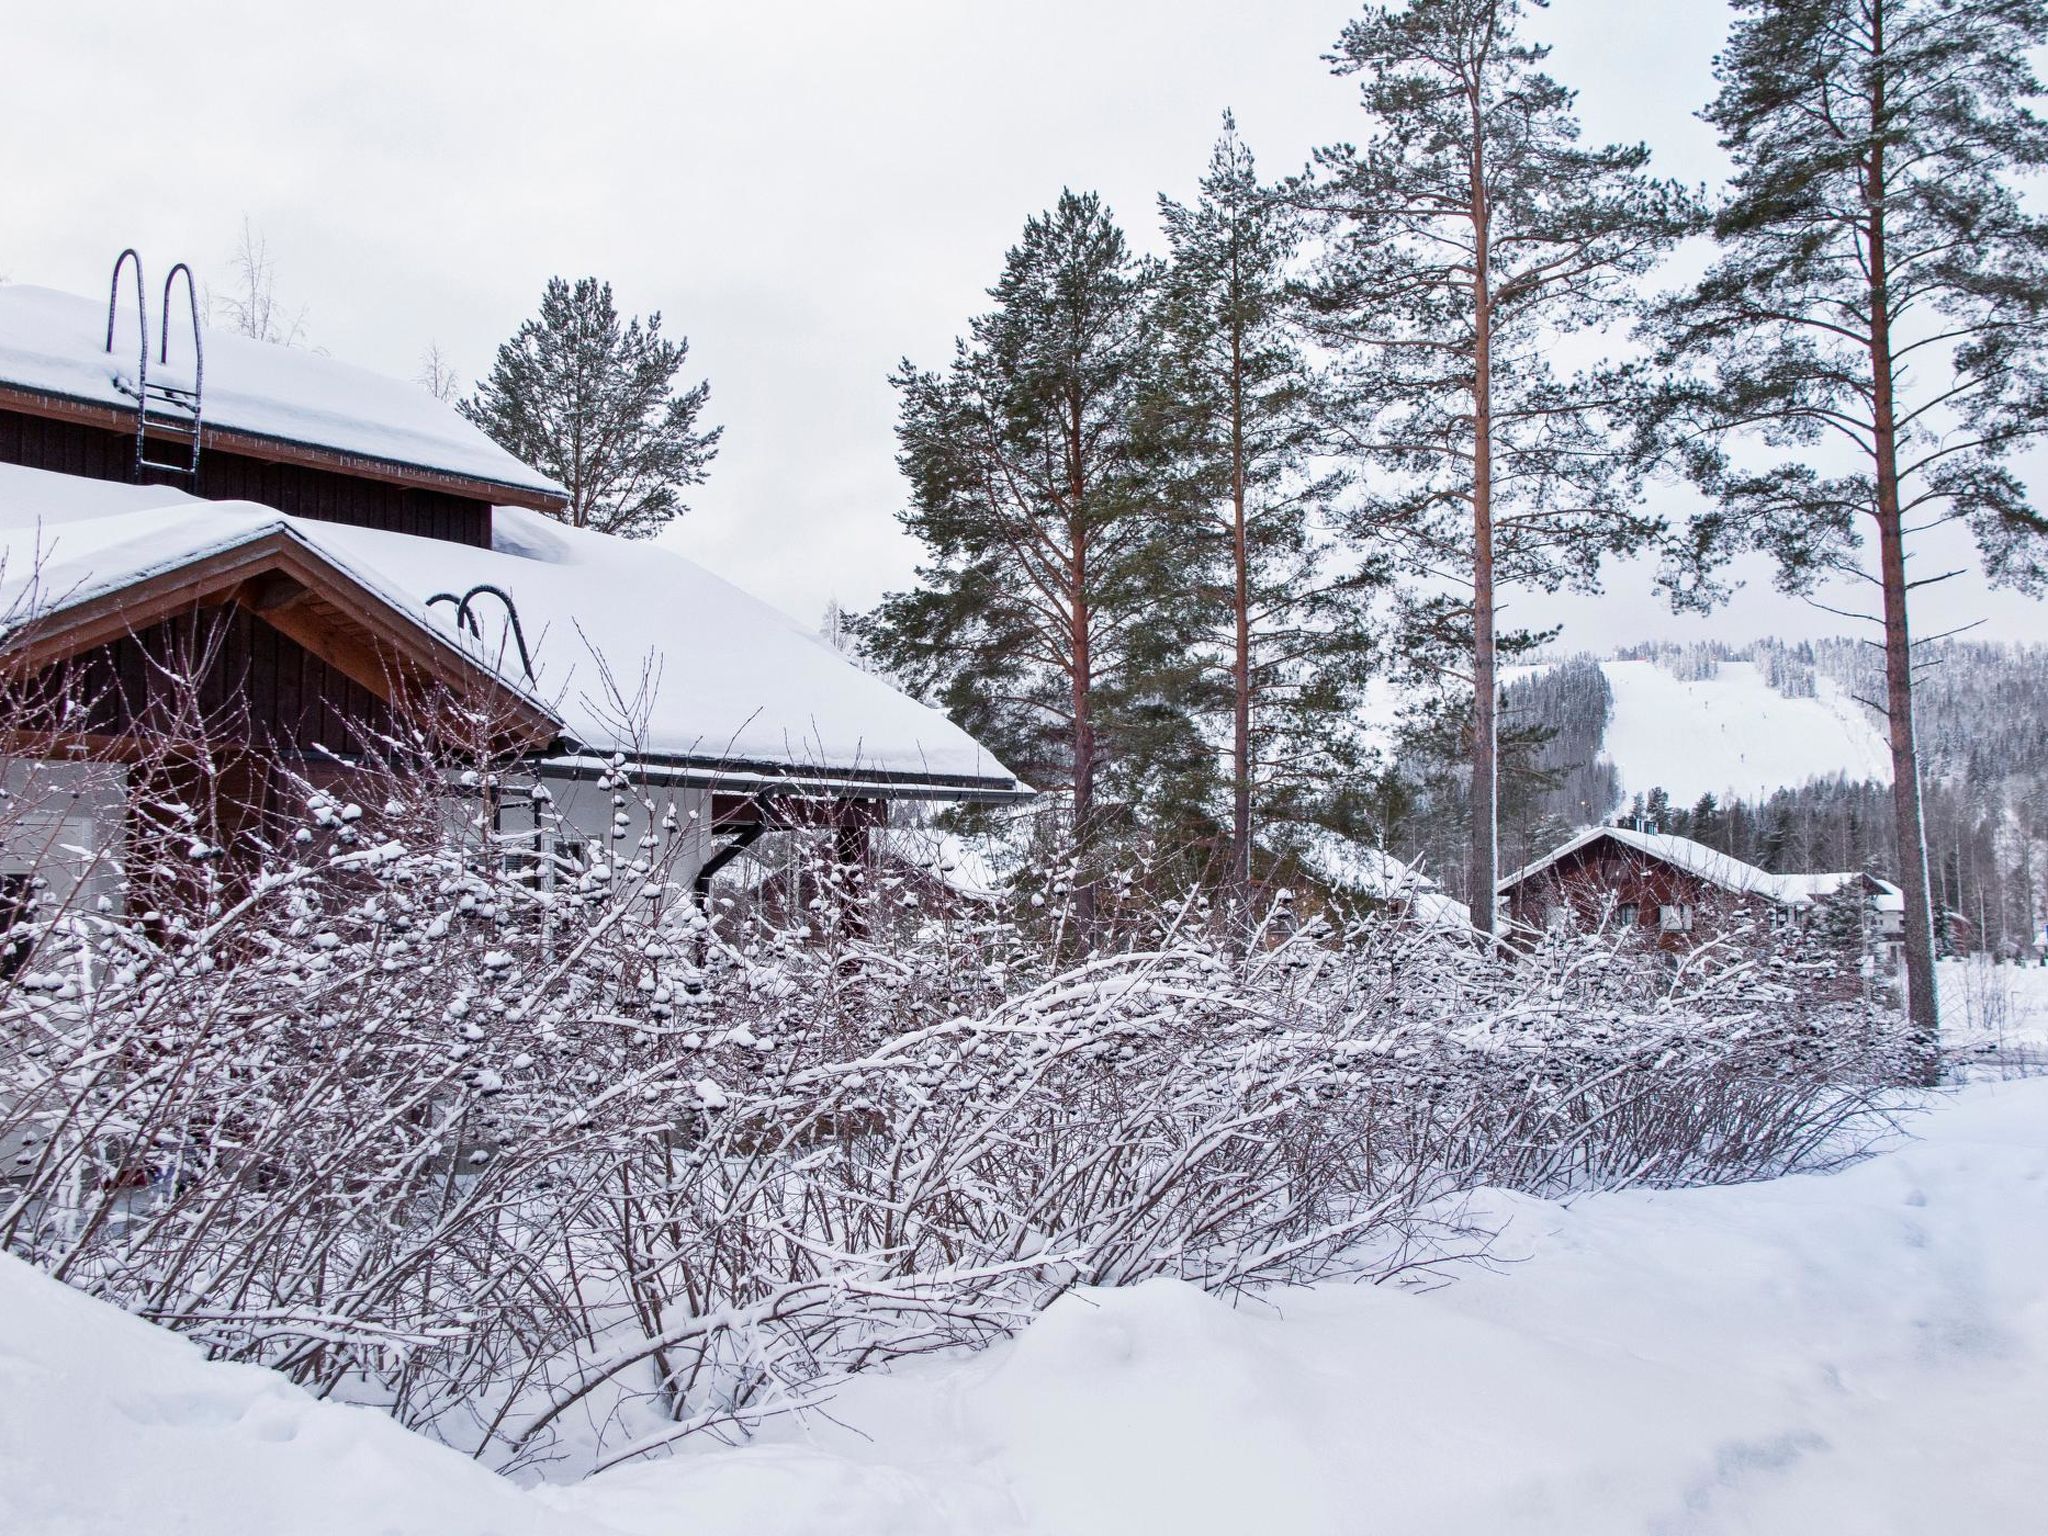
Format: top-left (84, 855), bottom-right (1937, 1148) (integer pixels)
top-left (1499, 825), bottom-right (1799, 905)
top-left (0, 463), bottom-right (1027, 800)
top-left (0, 484), bottom-right (562, 754)
top-left (1779, 870), bottom-right (1906, 912)
top-left (0, 285), bottom-right (565, 510)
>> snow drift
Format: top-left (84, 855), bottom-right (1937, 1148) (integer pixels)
top-left (0, 1251), bottom-right (590, 1536)
top-left (9, 1078), bottom-right (2045, 1535)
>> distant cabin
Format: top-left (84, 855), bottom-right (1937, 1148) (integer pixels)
top-left (1498, 825), bottom-right (1902, 963)
top-left (0, 264), bottom-right (1026, 916)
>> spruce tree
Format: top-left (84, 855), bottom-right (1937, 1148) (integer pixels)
top-left (1645, 0), bottom-right (2048, 1076)
top-left (1303, 0), bottom-right (1695, 935)
top-left (1156, 116), bottom-right (1382, 913)
top-left (462, 277), bottom-right (720, 539)
top-left (864, 192), bottom-right (1195, 932)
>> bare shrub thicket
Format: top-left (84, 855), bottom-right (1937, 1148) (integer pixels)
top-left (0, 660), bottom-right (1912, 1474)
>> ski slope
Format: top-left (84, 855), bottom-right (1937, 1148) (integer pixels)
top-left (1592, 659), bottom-right (1890, 805)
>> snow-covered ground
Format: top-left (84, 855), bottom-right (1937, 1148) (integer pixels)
top-left (1596, 659), bottom-right (1892, 804)
top-left (1943, 954), bottom-right (2048, 1061)
top-left (9, 1076), bottom-right (2046, 1534)
top-left (0, 1251), bottom-right (582, 1536)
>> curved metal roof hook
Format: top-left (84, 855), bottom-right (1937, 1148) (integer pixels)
top-left (426, 584), bottom-right (539, 685)
top-left (425, 590), bottom-right (484, 638)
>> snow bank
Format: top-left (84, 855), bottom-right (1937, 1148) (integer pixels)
top-left (0, 1252), bottom-right (601, 1536)
top-left (557, 1078), bottom-right (2048, 1536)
top-left (8, 1079), bottom-right (2044, 1532)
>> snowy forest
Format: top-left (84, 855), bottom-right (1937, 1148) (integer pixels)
top-left (4, 0), bottom-right (2048, 1528)
top-left (842, 0), bottom-right (2048, 1065)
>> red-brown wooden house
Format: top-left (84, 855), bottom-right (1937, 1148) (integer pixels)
top-left (0, 270), bottom-right (1027, 914)
top-left (1499, 825), bottom-right (1820, 952)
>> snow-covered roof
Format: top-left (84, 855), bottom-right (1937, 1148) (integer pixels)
top-left (1292, 831), bottom-right (1445, 900)
top-left (1501, 827), bottom-right (1920, 913)
top-left (1774, 871), bottom-right (1851, 902)
top-left (0, 285), bottom-right (563, 504)
top-left (0, 463), bottom-right (1025, 797)
top-left (1407, 890), bottom-right (1474, 931)
top-left (1781, 871), bottom-right (1907, 912)
top-left (1500, 825), bottom-right (1797, 904)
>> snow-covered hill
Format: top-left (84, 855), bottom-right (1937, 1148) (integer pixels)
top-left (1506, 656), bottom-right (1894, 805)
top-left (1599, 658), bottom-right (1892, 803)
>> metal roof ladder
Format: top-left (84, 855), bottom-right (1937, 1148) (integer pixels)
top-left (106, 248), bottom-right (206, 482)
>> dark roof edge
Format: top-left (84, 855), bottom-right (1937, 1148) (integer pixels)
top-left (0, 383), bottom-right (568, 512)
top-left (534, 749), bottom-right (1033, 804)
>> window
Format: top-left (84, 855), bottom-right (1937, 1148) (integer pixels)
top-left (0, 873), bottom-right (34, 979)
top-left (1616, 902), bottom-right (1638, 927)
top-left (1658, 902), bottom-right (1694, 934)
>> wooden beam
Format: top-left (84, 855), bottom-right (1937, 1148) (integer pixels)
top-left (259, 598), bottom-right (411, 706)
top-left (233, 571), bottom-right (313, 615)
top-left (708, 793), bottom-right (886, 831)
top-left (6, 539), bottom-right (291, 668)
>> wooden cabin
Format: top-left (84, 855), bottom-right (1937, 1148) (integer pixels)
top-left (1499, 826), bottom-right (1815, 953)
top-left (0, 267), bottom-right (1027, 916)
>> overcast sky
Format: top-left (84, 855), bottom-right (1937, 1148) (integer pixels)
top-left (4, 0), bottom-right (2042, 651)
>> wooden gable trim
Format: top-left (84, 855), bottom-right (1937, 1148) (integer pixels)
top-left (0, 384), bottom-right (567, 513)
top-left (3, 529), bottom-right (563, 753)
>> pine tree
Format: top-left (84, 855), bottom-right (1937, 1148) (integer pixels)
top-left (1644, 0), bottom-right (2048, 1076)
top-left (1691, 792), bottom-right (1723, 847)
top-left (863, 192), bottom-right (1195, 932)
top-left (462, 277), bottom-right (721, 539)
top-left (1305, 0), bottom-right (1695, 937)
top-left (1156, 116), bottom-right (1382, 912)
top-left (1645, 786), bottom-right (1673, 833)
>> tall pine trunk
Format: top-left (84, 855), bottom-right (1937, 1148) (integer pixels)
top-left (1864, 12), bottom-right (1940, 1079)
top-left (1229, 321), bottom-right (1253, 911)
top-left (1069, 391), bottom-right (1098, 936)
top-left (1467, 80), bottom-right (1499, 939)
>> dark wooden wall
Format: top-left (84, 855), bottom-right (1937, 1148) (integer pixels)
top-left (59, 603), bottom-right (395, 756)
top-left (1504, 844), bottom-right (1772, 951)
top-left (0, 408), bottom-right (493, 547)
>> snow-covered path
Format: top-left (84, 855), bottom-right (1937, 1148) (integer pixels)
top-left (4, 1078), bottom-right (2044, 1535)
top-left (560, 1080), bottom-right (2048, 1536)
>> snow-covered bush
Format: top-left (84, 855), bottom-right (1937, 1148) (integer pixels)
top-left (0, 678), bottom-right (1912, 1474)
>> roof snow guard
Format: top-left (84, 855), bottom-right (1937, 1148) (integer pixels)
top-left (0, 284), bottom-right (567, 510)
